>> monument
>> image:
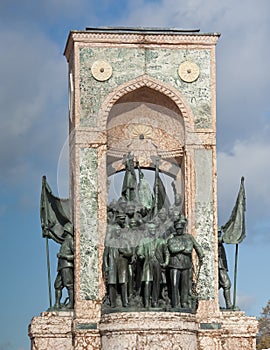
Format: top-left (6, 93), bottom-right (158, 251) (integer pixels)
top-left (28, 27), bottom-right (258, 349)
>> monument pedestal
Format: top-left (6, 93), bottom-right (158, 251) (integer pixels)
top-left (29, 310), bottom-right (257, 349)
top-left (100, 312), bottom-right (198, 349)
top-left (28, 311), bottom-right (74, 350)
top-left (198, 311), bottom-right (258, 349)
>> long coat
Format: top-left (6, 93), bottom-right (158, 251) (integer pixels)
top-left (137, 237), bottom-right (169, 282)
top-left (103, 237), bottom-right (133, 284)
top-left (168, 233), bottom-right (204, 270)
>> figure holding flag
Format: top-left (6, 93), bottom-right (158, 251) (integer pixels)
top-left (53, 222), bottom-right (74, 310)
top-left (40, 176), bottom-right (74, 310)
top-left (218, 228), bottom-right (233, 309)
top-left (220, 176), bottom-right (246, 310)
top-left (121, 152), bottom-right (138, 202)
top-left (152, 156), bottom-right (170, 218)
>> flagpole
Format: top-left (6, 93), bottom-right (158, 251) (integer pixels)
top-left (42, 176), bottom-right (52, 309)
top-left (45, 236), bottom-right (52, 309)
top-left (154, 157), bottom-right (160, 216)
top-left (233, 243), bottom-right (239, 309)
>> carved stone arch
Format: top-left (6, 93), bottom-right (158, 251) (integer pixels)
top-left (98, 74), bottom-right (195, 133)
top-left (102, 75), bottom-right (191, 203)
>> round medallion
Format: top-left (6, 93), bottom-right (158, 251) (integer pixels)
top-left (91, 60), bottom-right (112, 81)
top-left (178, 61), bottom-right (200, 83)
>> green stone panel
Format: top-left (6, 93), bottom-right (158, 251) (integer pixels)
top-left (79, 47), bottom-right (212, 128)
top-left (145, 48), bottom-right (212, 128)
top-left (194, 149), bottom-right (215, 300)
top-left (80, 47), bottom-right (145, 126)
top-left (80, 148), bottom-right (98, 300)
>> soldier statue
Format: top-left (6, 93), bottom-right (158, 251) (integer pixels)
top-left (53, 221), bottom-right (74, 310)
top-left (167, 218), bottom-right (204, 308)
top-left (218, 228), bottom-right (233, 309)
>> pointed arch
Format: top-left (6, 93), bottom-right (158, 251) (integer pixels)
top-left (98, 74), bottom-right (195, 132)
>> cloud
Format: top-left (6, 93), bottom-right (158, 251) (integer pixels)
top-left (237, 293), bottom-right (257, 314)
top-left (0, 0), bottom-right (92, 23)
top-left (118, 0), bottom-right (270, 247)
top-left (217, 134), bottom-right (270, 242)
top-left (0, 29), bottom-right (67, 188)
top-left (218, 289), bottom-right (256, 312)
top-left (118, 0), bottom-right (270, 149)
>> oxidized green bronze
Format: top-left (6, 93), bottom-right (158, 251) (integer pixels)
top-left (102, 155), bottom-right (204, 312)
top-left (218, 228), bottom-right (233, 309)
top-left (53, 222), bottom-right (74, 310)
top-left (40, 176), bottom-right (74, 310)
top-left (167, 219), bottom-right (204, 309)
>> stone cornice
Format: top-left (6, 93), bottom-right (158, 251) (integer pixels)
top-left (64, 30), bottom-right (220, 61)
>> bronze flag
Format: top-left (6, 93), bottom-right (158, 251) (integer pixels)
top-left (221, 177), bottom-right (246, 244)
top-left (40, 176), bottom-right (71, 244)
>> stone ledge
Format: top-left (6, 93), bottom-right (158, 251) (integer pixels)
top-left (100, 311), bottom-right (198, 334)
top-left (28, 311), bottom-right (74, 338)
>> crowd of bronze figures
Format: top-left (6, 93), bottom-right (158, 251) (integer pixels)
top-left (103, 196), bottom-right (204, 310)
top-left (103, 154), bottom-right (204, 310)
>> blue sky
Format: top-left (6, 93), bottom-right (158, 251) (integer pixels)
top-left (1, 1), bottom-right (270, 349)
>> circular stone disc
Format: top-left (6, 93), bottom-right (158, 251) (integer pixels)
top-left (178, 61), bottom-right (200, 83)
top-left (91, 60), bottom-right (112, 81)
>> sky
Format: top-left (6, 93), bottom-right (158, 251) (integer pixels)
top-left (0, 1), bottom-right (270, 349)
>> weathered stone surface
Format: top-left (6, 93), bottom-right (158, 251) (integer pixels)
top-left (195, 149), bottom-right (215, 300)
top-left (197, 311), bottom-right (258, 350)
top-left (28, 308), bottom-right (257, 349)
top-left (100, 312), bottom-right (198, 350)
top-left (80, 148), bottom-right (98, 300)
top-left (28, 312), bottom-right (73, 350)
top-left (79, 47), bottom-right (211, 129)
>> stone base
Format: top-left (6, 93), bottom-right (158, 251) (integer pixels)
top-left (100, 312), bottom-right (198, 349)
top-left (28, 310), bottom-right (258, 349)
top-left (198, 311), bottom-right (258, 350)
top-left (28, 311), bottom-right (74, 350)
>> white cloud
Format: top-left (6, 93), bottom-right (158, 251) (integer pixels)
top-left (119, 0), bottom-right (270, 149)
top-left (218, 289), bottom-right (256, 312)
top-left (0, 30), bottom-right (65, 133)
top-left (236, 293), bottom-right (257, 314)
top-left (119, 1), bottom-right (270, 246)
top-left (0, 29), bottom-right (68, 186)
top-left (217, 135), bottom-right (270, 241)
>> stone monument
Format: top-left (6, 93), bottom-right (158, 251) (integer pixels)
top-left (28, 27), bottom-right (258, 349)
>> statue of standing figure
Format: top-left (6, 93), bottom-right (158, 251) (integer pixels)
top-left (137, 223), bottom-right (169, 308)
top-left (103, 213), bottom-right (134, 308)
top-left (167, 218), bottom-right (204, 308)
top-left (53, 222), bottom-right (74, 310)
top-left (121, 152), bottom-right (137, 202)
top-left (218, 228), bottom-right (233, 309)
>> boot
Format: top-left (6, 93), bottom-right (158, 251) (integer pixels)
top-left (109, 284), bottom-right (117, 308)
top-left (121, 283), bottom-right (128, 307)
top-left (144, 282), bottom-right (150, 308)
top-left (224, 288), bottom-right (233, 309)
top-left (54, 289), bottom-right (62, 309)
top-left (66, 287), bottom-right (74, 309)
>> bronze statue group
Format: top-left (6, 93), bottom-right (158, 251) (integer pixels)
top-left (103, 154), bottom-right (205, 311)
top-left (41, 154), bottom-right (234, 312)
top-left (103, 198), bottom-right (204, 311)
